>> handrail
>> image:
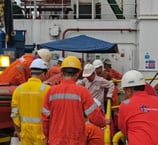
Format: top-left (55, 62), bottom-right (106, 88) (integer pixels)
top-left (111, 105), bottom-right (120, 109)
top-left (104, 98), bottom-right (111, 145)
top-left (112, 131), bottom-right (124, 145)
top-left (0, 136), bottom-right (10, 143)
top-left (115, 77), bottom-right (158, 84)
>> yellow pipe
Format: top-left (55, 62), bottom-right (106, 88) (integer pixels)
top-left (104, 99), bottom-right (111, 145)
top-left (112, 131), bottom-right (124, 145)
top-left (0, 136), bottom-right (10, 143)
top-left (111, 105), bottom-right (120, 110)
top-left (145, 77), bottom-right (158, 81)
top-left (115, 77), bottom-right (158, 84)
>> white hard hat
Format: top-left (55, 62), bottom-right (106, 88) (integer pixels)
top-left (92, 59), bottom-right (103, 68)
top-left (121, 70), bottom-right (145, 88)
top-left (104, 58), bottom-right (112, 65)
top-left (30, 58), bottom-right (48, 70)
top-left (58, 57), bottom-right (64, 62)
top-left (82, 63), bottom-right (95, 77)
top-left (37, 49), bottom-right (52, 64)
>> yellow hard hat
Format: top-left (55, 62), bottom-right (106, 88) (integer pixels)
top-left (61, 56), bottom-right (81, 70)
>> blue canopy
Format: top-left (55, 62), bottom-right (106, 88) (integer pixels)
top-left (39, 35), bottom-right (118, 53)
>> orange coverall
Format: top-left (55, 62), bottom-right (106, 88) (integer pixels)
top-left (0, 54), bottom-right (36, 85)
top-left (85, 122), bottom-right (104, 145)
top-left (42, 79), bottom-right (106, 145)
top-left (44, 73), bottom-right (62, 86)
top-left (108, 68), bottom-right (122, 80)
top-left (48, 65), bottom-right (61, 78)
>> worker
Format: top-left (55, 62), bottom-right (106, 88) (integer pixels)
top-left (41, 56), bottom-right (106, 145)
top-left (85, 114), bottom-right (104, 145)
top-left (93, 59), bottom-right (119, 106)
top-left (44, 57), bottom-right (64, 85)
top-left (0, 48), bottom-right (52, 85)
top-left (118, 70), bottom-right (158, 145)
top-left (36, 49), bottom-right (52, 65)
top-left (103, 58), bottom-right (122, 80)
top-left (48, 56), bottom-right (64, 78)
top-left (92, 59), bottom-right (108, 78)
top-left (77, 63), bottom-right (114, 113)
top-left (10, 58), bottom-right (50, 145)
top-left (93, 59), bottom-right (121, 134)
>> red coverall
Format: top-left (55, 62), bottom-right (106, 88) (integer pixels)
top-left (145, 82), bottom-right (157, 96)
top-left (118, 91), bottom-right (158, 145)
top-left (0, 54), bottom-right (35, 85)
top-left (42, 79), bottom-right (106, 145)
top-left (85, 122), bottom-right (104, 145)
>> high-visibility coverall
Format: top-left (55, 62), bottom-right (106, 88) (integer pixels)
top-left (145, 82), bottom-right (157, 96)
top-left (0, 54), bottom-right (36, 85)
top-left (118, 91), bottom-right (158, 145)
top-left (107, 68), bottom-right (122, 80)
top-left (42, 79), bottom-right (106, 145)
top-left (44, 73), bottom-right (63, 86)
top-left (48, 65), bottom-right (61, 78)
top-left (11, 77), bottom-right (50, 145)
top-left (85, 122), bottom-right (104, 145)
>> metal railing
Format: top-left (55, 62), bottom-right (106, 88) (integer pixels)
top-left (12, 0), bottom-right (137, 20)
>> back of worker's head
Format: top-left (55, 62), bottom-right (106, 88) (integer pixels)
top-left (37, 49), bottom-right (52, 64)
top-left (121, 70), bottom-right (145, 90)
top-left (92, 59), bottom-right (103, 69)
top-left (61, 56), bottom-right (81, 76)
top-left (30, 58), bottom-right (48, 75)
top-left (82, 63), bottom-right (95, 77)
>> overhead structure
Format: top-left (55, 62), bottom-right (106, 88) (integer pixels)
top-left (4, 0), bottom-right (14, 47)
top-left (39, 35), bottom-right (118, 53)
top-left (107, 0), bottom-right (125, 19)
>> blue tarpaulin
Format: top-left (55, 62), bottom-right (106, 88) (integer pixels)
top-left (39, 35), bottom-right (118, 53)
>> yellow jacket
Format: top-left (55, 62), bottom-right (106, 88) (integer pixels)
top-left (11, 77), bottom-right (50, 127)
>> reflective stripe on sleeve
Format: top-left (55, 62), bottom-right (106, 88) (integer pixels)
top-left (17, 85), bottom-right (22, 90)
top-left (40, 84), bottom-right (47, 91)
top-left (10, 113), bottom-right (18, 118)
top-left (42, 107), bottom-right (50, 116)
top-left (11, 107), bottom-right (18, 113)
top-left (49, 94), bottom-right (81, 101)
top-left (10, 107), bottom-right (19, 118)
top-left (21, 116), bottom-right (41, 123)
top-left (16, 65), bottom-right (25, 70)
top-left (20, 91), bottom-right (40, 95)
top-left (84, 102), bottom-right (97, 116)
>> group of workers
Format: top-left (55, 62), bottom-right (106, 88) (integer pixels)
top-left (0, 49), bottom-right (52, 85)
top-left (1, 49), bottom-right (158, 145)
